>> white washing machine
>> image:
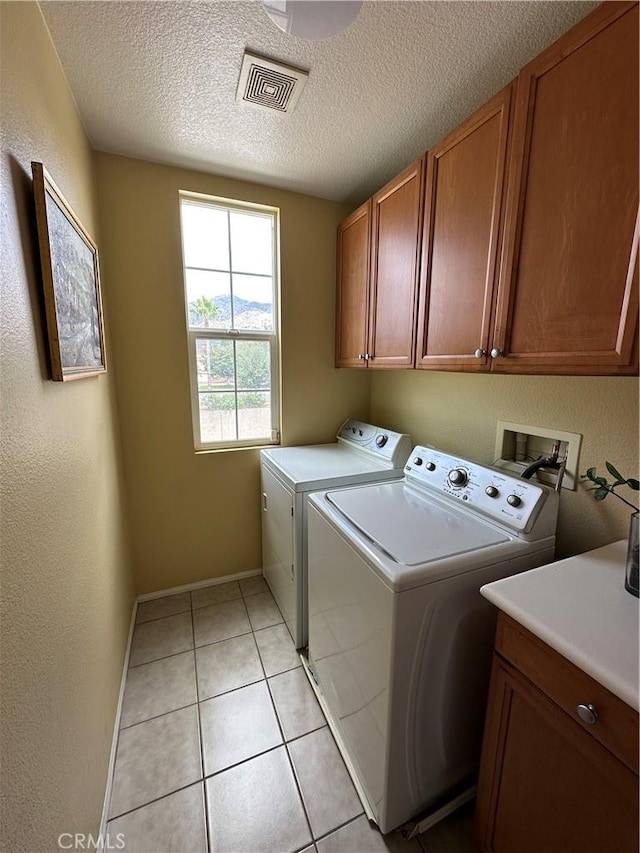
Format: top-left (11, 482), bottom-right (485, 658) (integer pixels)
top-left (306, 445), bottom-right (560, 834)
top-left (260, 419), bottom-right (411, 649)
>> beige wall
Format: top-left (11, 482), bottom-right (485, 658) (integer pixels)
top-left (370, 371), bottom-right (639, 557)
top-left (0, 4), bottom-right (134, 851)
top-left (94, 153), bottom-right (369, 594)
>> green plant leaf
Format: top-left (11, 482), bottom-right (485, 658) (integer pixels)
top-left (628, 479), bottom-right (640, 491)
top-left (593, 487), bottom-right (609, 501)
top-left (594, 476), bottom-right (608, 487)
top-left (606, 461), bottom-right (623, 481)
top-left (585, 467), bottom-right (597, 480)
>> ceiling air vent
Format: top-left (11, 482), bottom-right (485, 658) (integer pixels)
top-left (236, 50), bottom-right (309, 114)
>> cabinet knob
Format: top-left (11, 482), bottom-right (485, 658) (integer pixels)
top-left (576, 703), bottom-right (598, 725)
top-left (490, 347), bottom-right (504, 358)
top-left (474, 349), bottom-right (486, 359)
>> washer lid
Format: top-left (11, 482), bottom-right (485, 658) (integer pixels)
top-left (326, 481), bottom-right (509, 565)
top-left (261, 444), bottom-right (398, 491)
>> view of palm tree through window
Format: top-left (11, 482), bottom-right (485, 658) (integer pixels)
top-left (180, 198), bottom-right (279, 448)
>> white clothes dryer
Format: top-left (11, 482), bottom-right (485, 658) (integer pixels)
top-left (306, 445), bottom-right (559, 834)
top-left (260, 419), bottom-right (411, 649)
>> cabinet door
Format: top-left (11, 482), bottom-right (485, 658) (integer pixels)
top-left (493, 1), bottom-right (639, 375)
top-left (368, 158), bottom-right (424, 369)
top-left (476, 657), bottom-right (639, 853)
top-left (335, 200), bottom-right (371, 367)
top-left (416, 88), bottom-right (512, 370)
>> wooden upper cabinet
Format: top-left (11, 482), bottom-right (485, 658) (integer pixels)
top-left (493, 1), bottom-right (639, 374)
top-left (335, 200), bottom-right (371, 368)
top-left (416, 87), bottom-right (513, 370)
top-left (368, 158), bottom-right (425, 368)
top-left (336, 2), bottom-right (638, 376)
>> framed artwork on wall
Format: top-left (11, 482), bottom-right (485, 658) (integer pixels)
top-left (31, 161), bottom-right (106, 381)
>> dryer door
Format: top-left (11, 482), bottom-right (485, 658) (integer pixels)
top-left (261, 463), bottom-right (296, 642)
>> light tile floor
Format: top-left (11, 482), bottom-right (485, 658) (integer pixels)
top-left (107, 578), bottom-right (476, 853)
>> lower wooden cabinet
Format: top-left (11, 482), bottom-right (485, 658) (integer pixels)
top-left (476, 614), bottom-right (639, 853)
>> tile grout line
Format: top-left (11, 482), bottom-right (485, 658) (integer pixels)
top-left (247, 600), bottom-right (317, 849)
top-left (202, 741), bottom-right (284, 782)
top-left (135, 604), bottom-right (192, 625)
top-left (128, 628), bottom-right (255, 670)
top-left (126, 635), bottom-right (303, 725)
top-left (311, 812), bottom-right (367, 847)
top-left (188, 578), bottom-right (271, 613)
top-left (189, 601), bottom-right (211, 853)
top-left (283, 735), bottom-right (318, 848)
top-left (136, 583), bottom-right (272, 627)
top-left (135, 577), bottom-right (271, 625)
top-left (120, 699), bottom-right (200, 732)
top-left (120, 586), bottom-right (360, 851)
top-left (253, 602), bottom-right (317, 849)
top-left (275, 633), bottom-right (367, 845)
top-left (116, 635), bottom-right (311, 830)
top-left (113, 583), bottom-right (462, 851)
top-left (98, 599), bottom-right (138, 849)
top-left (107, 780), bottom-right (205, 824)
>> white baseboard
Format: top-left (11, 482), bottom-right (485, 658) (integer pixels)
top-left (136, 568), bottom-right (263, 602)
top-left (97, 597), bottom-right (138, 853)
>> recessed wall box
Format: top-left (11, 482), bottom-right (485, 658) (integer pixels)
top-left (494, 421), bottom-right (582, 490)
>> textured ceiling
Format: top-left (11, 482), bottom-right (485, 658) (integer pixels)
top-left (40, 0), bottom-right (599, 204)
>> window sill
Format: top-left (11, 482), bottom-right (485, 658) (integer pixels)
top-left (194, 441), bottom-right (280, 455)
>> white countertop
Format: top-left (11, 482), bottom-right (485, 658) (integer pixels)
top-left (481, 540), bottom-right (639, 711)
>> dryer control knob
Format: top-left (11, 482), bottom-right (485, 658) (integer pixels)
top-left (448, 468), bottom-right (468, 487)
top-left (485, 486), bottom-right (499, 498)
top-left (376, 435), bottom-right (388, 448)
top-left (425, 462), bottom-right (436, 471)
top-left (507, 494), bottom-right (522, 507)
top-left (413, 457), bottom-right (423, 466)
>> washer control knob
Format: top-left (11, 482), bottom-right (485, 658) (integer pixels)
top-left (448, 468), bottom-right (468, 487)
top-left (375, 435), bottom-right (388, 448)
top-left (413, 457), bottom-right (423, 466)
top-left (425, 462), bottom-right (436, 471)
top-left (507, 494), bottom-right (522, 507)
top-left (485, 486), bottom-right (499, 498)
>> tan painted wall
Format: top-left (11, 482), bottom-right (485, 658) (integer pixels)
top-left (94, 153), bottom-right (368, 594)
top-left (0, 4), bottom-right (134, 851)
top-left (370, 371), bottom-right (639, 557)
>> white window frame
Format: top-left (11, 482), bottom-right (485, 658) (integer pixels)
top-left (179, 191), bottom-right (281, 451)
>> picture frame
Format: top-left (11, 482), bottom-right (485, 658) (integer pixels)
top-left (31, 162), bottom-right (107, 381)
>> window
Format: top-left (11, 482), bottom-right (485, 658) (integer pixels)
top-left (179, 194), bottom-right (280, 450)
